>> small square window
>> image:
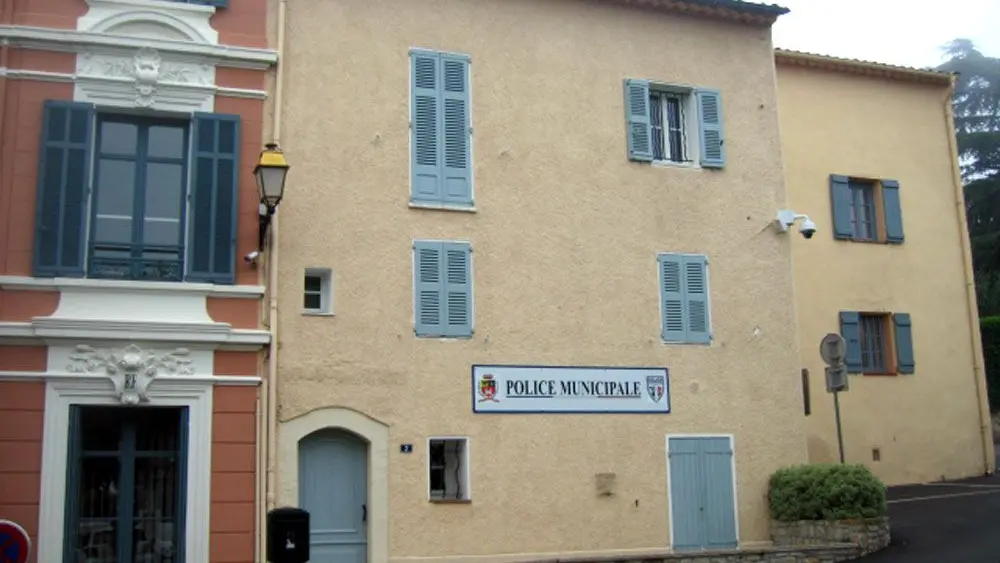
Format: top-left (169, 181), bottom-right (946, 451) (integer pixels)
top-left (428, 437), bottom-right (470, 502)
top-left (303, 268), bottom-right (333, 315)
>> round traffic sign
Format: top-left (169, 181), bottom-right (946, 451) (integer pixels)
top-left (819, 333), bottom-right (846, 366)
top-left (0, 519), bottom-right (30, 563)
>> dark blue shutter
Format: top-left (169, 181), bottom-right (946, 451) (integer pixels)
top-left (191, 0), bottom-right (227, 6)
top-left (188, 112), bottom-right (240, 284)
top-left (829, 174), bottom-right (853, 240)
top-left (61, 406), bottom-right (83, 563)
top-left (414, 241), bottom-right (444, 337)
top-left (696, 89), bottom-right (725, 168)
top-left (624, 79), bottom-right (653, 162)
top-left (411, 51), bottom-right (442, 203)
top-left (440, 54), bottom-right (472, 206)
top-left (443, 242), bottom-right (472, 336)
top-left (881, 179), bottom-right (904, 243)
top-left (839, 311), bottom-right (862, 373)
top-left (683, 255), bottom-right (711, 344)
top-left (894, 313), bottom-right (915, 374)
top-left (33, 100), bottom-right (94, 278)
top-left (658, 254), bottom-right (685, 342)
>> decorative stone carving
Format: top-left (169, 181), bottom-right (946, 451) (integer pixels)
top-left (76, 48), bottom-right (215, 112)
top-left (67, 343), bottom-right (195, 404)
top-left (78, 0), bottom-right (220, 45)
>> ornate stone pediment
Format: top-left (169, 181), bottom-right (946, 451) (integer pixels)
top-left (67, 343), bottom-right (195, 404)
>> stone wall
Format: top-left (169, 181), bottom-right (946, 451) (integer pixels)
top-left (771, 516), bottom-right (890, 556)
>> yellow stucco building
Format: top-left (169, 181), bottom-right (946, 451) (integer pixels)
top-left (259, 0), bottom-right (992, 562)
top-left (775, 50), bottom-right (995, 486)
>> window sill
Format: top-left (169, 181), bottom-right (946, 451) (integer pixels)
top-left (302, 311), bottom-right (335, 317)
top-left (862, 372), bottom-right (898, 377)
top-left (429, 498), bottom-right (471, 504)
top-left (0, 275), bottom-right (264, 299)
top-left (661, 340), bottom-right (712, 346)
top-left (409, 202), bottom-right (477, 213)
top-left (652, 160), bottom-right (700, 171)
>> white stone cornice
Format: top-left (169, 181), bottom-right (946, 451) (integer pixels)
top-left (0, 25), bottom-right (278, 69)
top-left (0, 371), bottom-right (262, 386)
top-left (0, 275), bottom-right (265, 298)
top-left (0, 321), bottom-right (270, 347)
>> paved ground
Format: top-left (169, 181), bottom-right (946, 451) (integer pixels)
top-left (857, 470), bottom-right (1000, 562)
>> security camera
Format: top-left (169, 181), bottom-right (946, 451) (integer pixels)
top-left (774, 209), bottom-right (817, 240)
top-left (244, 250), bottom-right (260, 264)
top-left (799, 217), bottom-right (817, 239)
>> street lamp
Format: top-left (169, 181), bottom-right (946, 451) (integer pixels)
top-left (255, 142), bottom-right (290, 249)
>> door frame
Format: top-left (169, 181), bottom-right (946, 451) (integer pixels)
top-left (278, 408), bottom-right (389, 563)
top-left (664, 434), bottom-right (740, 550)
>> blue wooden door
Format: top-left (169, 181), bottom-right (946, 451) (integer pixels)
top-left (299, 430), bottom-right (368, 563)
top-left (668, 436), bottom-right (737, 551)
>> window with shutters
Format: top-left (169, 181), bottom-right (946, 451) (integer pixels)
top-left (829, 175), bottom-right (905, 244)
top-left (839, 311), bottom-right (915, 376)
top-left (413, 240), bottom-right (473, 338)
top-left (657, 253), bottom-right (712, 344)
top-left (625, 79), bottom-right (724, 169)
top-left (410, 49), bottom-right (473, 209)
top-left (428, 437), bottom-right (470, 502)
top-left (33, 101), bottom-right (241, 284)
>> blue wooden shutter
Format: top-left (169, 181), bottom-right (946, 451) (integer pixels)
top-left (658, 254), bottom-right (685, 342)
top-left (683, 255), bottom-right (711, 344)
top-left (411, 51), bottom-right (443, 203)
top-left (701, 437), bottom-right (737, 549)
top-left (894, 313), bottom-right (915, 374)
top-left (443, 242), bottom-right (472, 336)
top-left (624, 79), bottom-right (653, 162)
top-left (829, 174), bottom-right (853, 240)
top-left (34, 100), bottom-right (94, 278)
top-left (61, 405), bottom-right (83, 562)
top-left (881, 179), bottom-right (904, 243)
top-left (668, 438), bottom-right (704, 550)
top-left (414, 241), bottom-right (444, 337)
top-left (839, 311), bottom-right (862, 373)
top-left (440, 54), bottom-right (472, 205)
top-left (696, 89), bottom-right (725, 169)
top-left (188, 112), bottom-right (240, 284)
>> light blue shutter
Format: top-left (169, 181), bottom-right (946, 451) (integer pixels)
top-left (624, 79), bottom-right (653, 162)
top-left (411, 51), bottom-right (442, 203)
top-left (188, 112), bottom-right (240, 284)
top-left (34, 100), bottom-right (94, 278)
top-left (839, 311), bottom-right (862, 373)
top-left (440, 54), bottom-right (472, 205)
top-left (881, 179), bottom-right (904, 243)
top-left (684, 255), bottom-right (711, 344)
top-left (696, 89), bottom-right (725, 168)
top-left (658, 254), bottom-right (685, 342)
top-left (894, 313), bottom-right (915, 374)
top-left (701, 437), bottom-right (737, 550)
top-left (829, 174), bottom-right (854, 240)
top-left (414, 241), bottom-right (444, 337)
top-left (443, 242), bottom-right (472, 336)
top-left (668, 437), bottom-right (704, 550)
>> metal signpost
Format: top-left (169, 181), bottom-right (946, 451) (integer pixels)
top-left (819, 333), bottom-right (848, 464)
top-left (0, 519), bottom-right (31, 563)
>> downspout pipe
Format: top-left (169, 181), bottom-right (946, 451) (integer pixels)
top-left (943, 73), bottom-right (995, 475)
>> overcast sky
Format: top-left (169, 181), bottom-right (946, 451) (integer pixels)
top-left (771, 0), bottom-right (1000, 69)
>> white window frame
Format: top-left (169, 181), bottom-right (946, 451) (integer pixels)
top-left (426, 436), bottom-right (471, 501)
top-left (302, 267), bottom-right (334, 315)
top-left (649, 84), bottom-right (701, 169)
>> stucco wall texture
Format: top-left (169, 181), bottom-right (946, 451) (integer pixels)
top-left (775, 64), bottom-right (990, 486)
top-left (275, 0), bottom-right (808, 557)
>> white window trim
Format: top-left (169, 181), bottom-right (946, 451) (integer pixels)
top-left (664, 434), bottom-right (740, 549)
top-left (426, 436), bottom-right (471, 501)
top-left (649, 83), bottom-right (701, 170)
top-left (37, 376), bottom-right (213, 563)
top-left (302, 267), bottom-right (334, 316)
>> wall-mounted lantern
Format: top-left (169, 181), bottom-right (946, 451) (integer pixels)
top-left (256, 142), bottom-right (291, 249)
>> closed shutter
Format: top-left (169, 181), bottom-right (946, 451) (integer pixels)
top-left (414, 241), bottom-right (444, 337)
top-left (684, 255), bottom-right (711, 344)
top-left (624, 79), bottom-right (653, 162)
top-left (829, 175), bottom-right (854, 239)
top-left (188, 112), bottom-right (240, 284)
top-left (839, 311), bottom-right (863, 373)
top-left (881, 179), bottom-right (904, 243)
top-left (696, 89), bottom-right (725, 168)
top-left (659, 254), bottom-right (685, 342)
top-left (443, 242), bottom-right (472, 336)
top-left (34, 100), bottom-right (94, 278)
top-left (893, 313), bottom-right (915, 374)
top-left (440, 55), bottom-right (472, 205)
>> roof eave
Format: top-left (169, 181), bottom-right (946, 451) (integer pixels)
top-left (611, 0), bottom-right (789, 26)
top-left (774, 49), bottom-right (954, 86)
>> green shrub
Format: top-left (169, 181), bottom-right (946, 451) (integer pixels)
top-left (768, 463), bottom-right (887, 521)
top-left (981, 317), bottom-right (1000, 412)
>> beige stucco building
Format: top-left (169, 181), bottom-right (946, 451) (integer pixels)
top-left (775, 50), bottom-right (995, 486)
top-left (267, 0), bottom-right (810, 561)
